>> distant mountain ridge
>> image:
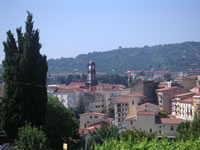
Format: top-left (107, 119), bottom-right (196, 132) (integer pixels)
top-left (47, 41), bottom-right (200, 73)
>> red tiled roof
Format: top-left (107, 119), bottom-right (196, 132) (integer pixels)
top-left (56, 89), bottom-right (75, 93)
top-left (80, 112), bottom-right (106, 116)
top-left (126, 114), bottom-right (137, 121)
top-left (160, 118), bottom-right (184, 125)
top-left (175, 92), bottom-right (194, 97)
top-left (137, 111), bottom-right (155, 116)
top-left (171, 99), bottom-right (176, 102)
top-left (179, 98), bottom-right (193, 103)
top-left (69, 82), bottom-right (86, 87)
top-left (156, 87), bottom-right (178, 92)
top-left (126, 92), bottom-right (145, 97)
top-left (79, 124), bottom-right (101, 135)
top-left (115, 97), bottom-right (129, 103)
top-left (193, 85), bottom-right (200, 89)
top-left (194, 93), bottom-right (200, 96)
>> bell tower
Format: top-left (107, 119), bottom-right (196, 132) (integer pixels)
top-left (87, 61), bottom-right (97, 90)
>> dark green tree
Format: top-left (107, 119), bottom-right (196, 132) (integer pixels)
top-left (45, 96), bottom-right (80, 150)
top-left (1, 12), bottom-right (48, 140)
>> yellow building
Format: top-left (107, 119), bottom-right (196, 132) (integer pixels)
top-left (193, 93), bottom-right (200, 113)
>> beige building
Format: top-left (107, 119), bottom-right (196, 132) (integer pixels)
top-left (79, 112), bottom-right (112, 129)
top-left (114, 97), bottom-right (129, 127)
top-left (94, 93), bottom-right (105, 113)
top-left (156, 87), bottom-right (188, 114)
top-left (182, 76), bottom-right (196, 90)
top-left (127, 93), bottom-right (146, 116)
top-left (125, 110), bottom-right (184, 138)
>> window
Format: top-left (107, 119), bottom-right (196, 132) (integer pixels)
top-left (118, 113), bottom-right (120, 117)
top-left (163, 125), bottom-right (165, 127)
top-left (90, 116), bottom-right (92, 119)
top-left (132, 101), bottom-right (134, 105)
top-left (170, 126), bottom-right (174, 131)
top-left (125, 104), bottom-right (128, 107)
top-left (84, 124), bottom-right (87, 128)
top-left (118, 118), bottom-right (120, 122)
top-left (131, 121), bottom-right (133, 125)
top-left (95, 116), bottom-right (98, 119)
top-left (159, 130), bottom-right (161, 134)
top-left (117, 104), bottom-right (121, 107)
top-left (159, 125), bottom-right (162, 128)
top-left (149, 129), bottom-right (152, 133)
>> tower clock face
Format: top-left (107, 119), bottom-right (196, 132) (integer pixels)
top-left (89, 65), bottom-right (91, 70)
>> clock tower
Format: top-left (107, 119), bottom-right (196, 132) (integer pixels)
top-left (87, 61), bottom-right (97, 90)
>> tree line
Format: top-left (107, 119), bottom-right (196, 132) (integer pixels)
top-left (0, 12), bottom-right (79, 150)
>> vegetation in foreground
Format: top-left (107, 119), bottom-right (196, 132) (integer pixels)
top-left (95, 137), bottom-right (200, 150)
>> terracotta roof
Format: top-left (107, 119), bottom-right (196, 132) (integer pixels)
top-left (137, 111), bottom-right (155, 116)
top-left (79, 124), bottom-right (101, 135)
top-left (160, 118), bottom-right (184, 125)
top-left (179, 98), bottom-right (193, 103)
top-left (193, 85), bottom-right (200, 89)
top-left (80, 112), bottom-right (106, 116)
top-left (69, 82), bottom-right (86, 87)
top-left (194, 93), bottom-right (200, 97)
top-left (156, 87), bottom-right (178, 92)
top-left (171, 99), bottom-right (176, 102)
top-left (126, 92), bottom-right (145, 97)
top-left (115, 97), bottom-right (129, 103)
top-left (126, 114), bottom-right (137, 121)
top-left (56, 89), bottom-right (75, 93)
top-left (175, 92), bottom-right (194, 97)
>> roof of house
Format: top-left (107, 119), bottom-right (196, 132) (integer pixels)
top-left (126, 114), bottom-right (137, 121)
top-left (79, 124), bottom-right (101, 135)
top-left (138, 100), bottom-right (157, 106)
top-left (194, 92), bottom-right (200, 96)
top-left (156, 87), bottom-right (178, 92)
top-left (80, 112), bottom-right (106, 116)
top-left (175, 92), bottom-right (195, 97)
top-left (68, 82), bottom-right (86, 87)
top-left (179, 98), bottom-right (193, 103)
top-left (56, 89), bottom-right (75, 93)
top-left (160, 118), bottom-right (184, 125)
top-left (137, 111), bottom-right (155, 116)
top-left (126, 92), bottom-right (145, 97)
top-left (171, 98), bottom-right (176, 102)
top-left (115, 97), bottom-right (129, 103)
top-left (193, 85), bottom-right (200, 89)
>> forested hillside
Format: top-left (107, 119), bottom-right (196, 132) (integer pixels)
top-left (49, 41), bottom-right (200, 73)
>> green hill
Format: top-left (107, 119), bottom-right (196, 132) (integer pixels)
top-left (48, 41), bottom-right (200, 73)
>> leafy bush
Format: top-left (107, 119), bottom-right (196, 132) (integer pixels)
top-left (15, 123), bottom-right (49, 150)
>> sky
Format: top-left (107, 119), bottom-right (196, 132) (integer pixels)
top-left (0, 0), bottom-right (200, 62)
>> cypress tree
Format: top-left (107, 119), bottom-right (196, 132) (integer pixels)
top-left (1, 12), bottom-right (48, 140)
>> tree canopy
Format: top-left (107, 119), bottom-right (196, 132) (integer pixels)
top-left (45, 96), bottom-right (80, 150)
top-left (1, 12), bottom-right (48, 140)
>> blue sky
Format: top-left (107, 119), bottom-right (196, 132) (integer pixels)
top-left (0, 0), bottom-right (200, 62)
